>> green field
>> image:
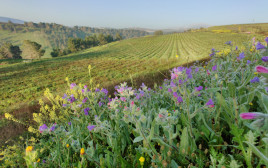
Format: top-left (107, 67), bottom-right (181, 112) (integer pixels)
top-left (0, 31), bottom-right (259, 117)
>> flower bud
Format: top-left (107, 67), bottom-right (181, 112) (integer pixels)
top-left (205, 149), bottom-right (208, 155)
top-left (167, 150), bottom-right (172, 156)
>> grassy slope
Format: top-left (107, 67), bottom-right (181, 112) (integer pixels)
top-left (0, 30), bottom-right (53, 58)
top-left (0, 31), bottom-right (259, 116)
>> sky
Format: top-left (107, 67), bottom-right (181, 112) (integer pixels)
top-left (0, 0), bottom-right (267, 29)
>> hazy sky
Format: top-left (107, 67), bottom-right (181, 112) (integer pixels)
top-left (0, 0), bottom-right (267, 29)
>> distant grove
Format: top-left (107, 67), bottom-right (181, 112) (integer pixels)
top-left (0, 21), bottom-right (149, 49)
top-left (0, 21), bottom-right (150, 59)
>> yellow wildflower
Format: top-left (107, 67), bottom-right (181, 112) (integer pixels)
top-left (66, 144), bottom-right (69, 148)
top-left (176, 54), bottom-right (178, 58)
top-left (249, 102), bottom-right (253, 106)
top-left (139, 156), bottom-right (145, 166)
top-left (65, 77), bottom-right (69, 81)
top-left (37, 158), bottom-right (40, 163)
top-left (26, 146), bottom-right (33, 152)
top-left (80, 148), bottom-right (85, 155)
top-left (254, 72), bottom-right (258, 75)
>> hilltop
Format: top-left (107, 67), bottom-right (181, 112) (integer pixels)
top-left (0, 16), bottom-right (25, 24)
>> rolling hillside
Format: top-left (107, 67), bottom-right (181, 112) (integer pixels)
top-left (0, 31), bottom-right (259, 116)
top-left (0, 21), bottom-right (149, 57)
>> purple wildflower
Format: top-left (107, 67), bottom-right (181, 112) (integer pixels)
top-left (70, 83), bottom-right (76, 89)
top-left (141, 83), bottom-right (146, 88)
top-left (39, 124), bottom-right (48, 132)
top-left (261, 56), bottom-right (268, 62)
top-left (170, 81), bottom-right (176, 87)
top-left (68, 122), bottom-right (71, 126)
top-left (95, 88), bottom-right (100, 92)
top-left (98, 101), bottom-right (103, 107)
top-left (212, 65), bottom-right (217, 71)
top-left (63, 104), bottom-right (67, 107)
top-left (84, 85), bottom-right (88, 89)
top-left (159, 86), bottom-right (163, 90)
top-left (62, 93), bottom-right (67, 99)
top-left (235, 46), bottom-right (238, 50)
top-left (206, 99), bottom-right (214, 107)
top-left (247, 60), bottom-right (251, 64)
top-left (187, 73), bottom-right (193, 79)
top-left (82, 97), bottom-right (88, 103)
top-left (250, 77), bottom-right (260, 83)
top-left (168, 88), bottom-right (172, 93)
top-left (225, 41), bottom-right (232, 45)
top-left (266, 87), bottom-right (268, 93)
top-left (177, 96), bottom-right (183, 103)
top-left (68, 95), bottom-right (76, 103)
top-left (195, 67), bottom-right (199, 72)
top-left (50, 124), bottom-right (56, 132)
top-left (84, 107), bottom-right (90, 115)
top-left (237, 52), bottom-right (245, 60)
top-left (87, 125), bottom-right (96, 131)
top-left (173, 92), bottom-right (178, 98)
top-left (210, 52), bottom-right (215, 57)
top-left (240, 113), bottom-right (262, 119)
top-left (120, 97), bottom-right (126, 102)
top-left (101, 88), bottom-right (108, 95)
top-left (42, 160), bottom-right (46, 163)
top-left (265, 37), bottom-right (268, 44)
top-left (195, 86), bottom-right (203, 92)
top-left (256, 42), bottom-right (266, 50)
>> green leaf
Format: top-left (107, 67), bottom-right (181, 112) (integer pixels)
top-left (170, 160), bottom-right (179, 168)
top-left (228, 82), bottom-right (236, 97)
top-left (133, 136), bottom-right (144, 143)
top-left (180, 127), bottom-right (188, 154)
top-left (244, 141), bottom-right (268, 165)
top-left (260, 92), bottom-right (268, 114)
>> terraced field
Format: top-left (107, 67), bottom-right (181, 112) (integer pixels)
top-left (0, 31), bottom-right (258, 118)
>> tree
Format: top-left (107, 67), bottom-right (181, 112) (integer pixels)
top-left (154, 30), bottom-right (163, 35)
top-left (97, 33), bottom-right (107, 45)
top-left (67, 38), bottom-right (82, 52)
top-left (0, 42), bottom-right (22, 59)
top-left (105, 34), bottom-right (114, 43)
top-left (50, 48), bottom-right (60, 57)
top-left (115, 33), bottom-right (123, 41)
top-left (22, 40), bottom-right (45, 59)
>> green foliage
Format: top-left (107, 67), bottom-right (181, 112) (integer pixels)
top-left (2, 38), bottom-right (268, 167)
top-left (154, 30), bottom-right (163, 35)
top-left (22, 40), bottom-right (45, 59)
top-left (0, 42), bottom-right (22, 59)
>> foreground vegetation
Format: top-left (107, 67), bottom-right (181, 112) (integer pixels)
top-left (1, 38), bottom-right (268, 167)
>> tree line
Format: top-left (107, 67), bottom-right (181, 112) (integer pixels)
top-left (51, 33), bottom-right (122, 57)
top-left (0, 21), bottom-right (148, 49)
top-left (0, 32), bottom-right (123, 59)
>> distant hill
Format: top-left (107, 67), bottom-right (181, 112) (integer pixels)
top-left (0, 16), bottom-right (25, 24)
top-left (205, 23), bottom-right (268, 35)
top-left (0, 21), bottom-right (149, 57)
